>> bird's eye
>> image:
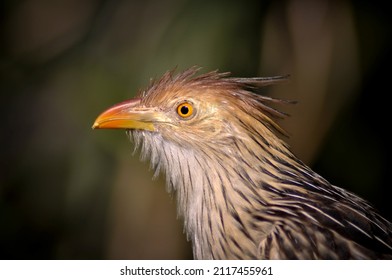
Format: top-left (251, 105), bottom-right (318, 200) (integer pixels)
top-left (177, 102), bottom-right (194, 118)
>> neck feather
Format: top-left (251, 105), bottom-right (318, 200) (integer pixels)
top-left (128, 126), bottom-right (330, 259)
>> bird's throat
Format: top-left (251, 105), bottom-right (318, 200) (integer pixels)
top-left (128, 126), bottom-right (315, 259)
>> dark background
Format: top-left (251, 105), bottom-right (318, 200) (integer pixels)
top-left (1, 0), bottom-right (391, 259)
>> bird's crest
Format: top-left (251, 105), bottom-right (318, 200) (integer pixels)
top-left (139, 67), bottom-right (293, 136)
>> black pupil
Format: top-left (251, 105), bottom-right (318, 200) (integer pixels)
top-left (180, 105), bottom-right (189, 115)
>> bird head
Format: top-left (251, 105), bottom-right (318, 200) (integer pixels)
top-left (92, 67), bottom-right (290, 156)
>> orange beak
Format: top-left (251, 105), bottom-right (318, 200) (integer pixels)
top-left (92, 98), bottom-right (156, 131)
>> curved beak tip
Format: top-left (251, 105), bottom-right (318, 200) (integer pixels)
top-left (91, 98), bottom-right (156, 131)
top-left (91, 122), bottom-right (99, 129)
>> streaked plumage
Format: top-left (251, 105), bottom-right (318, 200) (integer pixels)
top-left (93, 67), bottom-right (392, 259)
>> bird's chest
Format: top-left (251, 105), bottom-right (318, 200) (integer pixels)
top-left (190, 208), bottom-right (270, 260)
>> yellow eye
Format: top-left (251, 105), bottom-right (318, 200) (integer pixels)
top-left (177, 102), bottom-right (194, 118)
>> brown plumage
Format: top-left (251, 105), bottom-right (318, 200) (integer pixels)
top-left (93, 67), bottom-right (392, 259)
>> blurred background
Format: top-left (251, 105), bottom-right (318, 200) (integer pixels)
top-left (0, 0), bottom-right (391, 259)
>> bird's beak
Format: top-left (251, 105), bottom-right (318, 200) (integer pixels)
top-left (92, 98), bottom-right (156, 131)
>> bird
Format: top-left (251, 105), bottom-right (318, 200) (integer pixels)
top-left (92, 67), bottom-right (392, 259)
